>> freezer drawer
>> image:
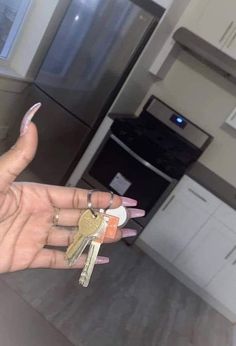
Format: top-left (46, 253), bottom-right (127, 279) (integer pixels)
top-left (20, 85), bottom-right (90, 185)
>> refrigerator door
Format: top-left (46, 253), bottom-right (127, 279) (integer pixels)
top-left (35, 0), bottom-right (155, 127)
top-left (19, 85), bottom-right (90, 185)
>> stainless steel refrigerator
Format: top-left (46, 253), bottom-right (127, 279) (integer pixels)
top-left (21, 0), bottom-right (164, 185)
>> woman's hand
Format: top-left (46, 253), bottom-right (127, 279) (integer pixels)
top-left (0, 104), bottom-right (144, 273)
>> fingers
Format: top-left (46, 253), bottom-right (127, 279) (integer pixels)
top-left (0, 104), bottom-right (40, 194)
top-left (46, 227), bottom-right (137, 246)
top-left (103, 228), bottom-right (138, 243)
top-left (52, 207), bottom-right (145, 227)
top-left (48, 187), bottom-right (123, 210)
top-left (46, 227), bottom-right (75, 246)
top-left (53, 209), bottom-right (83, 226)
top-left (30, 249), bottom-right (109, 269)
top-left (129, 208), bottom-right (145, 218)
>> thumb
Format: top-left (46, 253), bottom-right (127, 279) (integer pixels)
top-left (0, 103), bottom-right (41, 192)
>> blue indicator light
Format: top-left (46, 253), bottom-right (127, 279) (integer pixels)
top-left (170, 114), bottom-right (187, 129)
top-left (176, 117), bottom-right (183, 123)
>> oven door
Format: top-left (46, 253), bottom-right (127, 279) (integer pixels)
top-left (83, 134), bottom-right (175, 225)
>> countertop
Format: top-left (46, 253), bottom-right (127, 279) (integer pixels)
top-left (187, 161), bottom-right (236, 210)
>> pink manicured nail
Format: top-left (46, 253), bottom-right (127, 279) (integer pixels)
top-left (122, 229), bottom-right (138, 238)
top-left (95, 256), bottom-right (110, 264)
top-left (129, 208), bottom-right (145, 218)
top-left (121, 197), bottom-right (138, 207)
top-left (20, 102), bottom-right (42, 136)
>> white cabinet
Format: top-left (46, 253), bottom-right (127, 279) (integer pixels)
top-left (140, 193), bottom-right (210, 262)
top-left (140, 176), bottom-right (221, 262)
top-left (206, 261), bottom-right (236, 315)
top-left (174, 218), bottom-right (236, 287)
top-left (190, 0), bottom-right (236, 55)
top-left (139, 174), bottom-right (236, 321)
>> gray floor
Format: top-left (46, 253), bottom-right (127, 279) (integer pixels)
top-left (2, 241), bottom-right (233, 346)
top-left (0, 280), bottom-right (73, 346)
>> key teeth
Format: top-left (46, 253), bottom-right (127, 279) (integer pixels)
top-left (67, 260), bottom-right (74, 267)
top-left (79, 277), bottom-right (89, 287)
top-left (79, 266), bottom-right (90, 287)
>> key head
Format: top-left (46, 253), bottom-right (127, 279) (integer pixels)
top-left (79, 209), bottom-right (104, 236)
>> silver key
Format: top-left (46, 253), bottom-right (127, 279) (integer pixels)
top-left (79, 239), bottom-right (102, 287)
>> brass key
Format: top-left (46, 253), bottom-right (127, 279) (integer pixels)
top-left (65, 209), bottom-right (104, 266)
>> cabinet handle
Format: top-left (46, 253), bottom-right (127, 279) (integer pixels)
top-left (227, 30), bottom-right (236, 48)
top-left (219, 21), bottom-right (234, 43)
top-left (224, 245), bottom-right (236, 260)
top-left (188, 188), bottom-right (207, 203)
top-left (162, 195), bottom-right (175, 211)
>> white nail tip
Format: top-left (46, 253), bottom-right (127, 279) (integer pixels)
top-left (20, 102), bottom-right (42, 136)
top-left (27, 102), bottom-right (42, 120)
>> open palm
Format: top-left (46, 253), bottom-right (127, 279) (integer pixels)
top-left (0, 121), bottom-right (122, 273)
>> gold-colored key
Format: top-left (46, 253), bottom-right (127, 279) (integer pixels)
top-left (65, 209), bottom-right (104, 266)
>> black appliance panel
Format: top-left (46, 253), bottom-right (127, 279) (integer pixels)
top-left (111, 112), bottom-right (202, 180)
top-left (89, 137), bottom-right (171, 213)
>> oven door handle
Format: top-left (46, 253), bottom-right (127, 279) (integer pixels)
top-left (111, 134), bottom-right (173, 183)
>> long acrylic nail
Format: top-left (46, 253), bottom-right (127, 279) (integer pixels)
top-left (122, 229), bottom-right (138, 238)
top-left (129, 208), bottom-right (145, 218)
top-left (20, 102), bottom-right (42, 136)
top-left (121, 197), bottom-right (138, 207)
top-left (95, 256), bottom-right (110, 264)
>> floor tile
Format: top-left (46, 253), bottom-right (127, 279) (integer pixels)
top-left (3, 242), bottom-right (233, 346)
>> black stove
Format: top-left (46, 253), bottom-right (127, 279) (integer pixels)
top-left (111, 96), bottom-right (212, 180)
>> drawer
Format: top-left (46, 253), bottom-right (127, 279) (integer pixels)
top-left (175, 175), bottom-right (221, 214)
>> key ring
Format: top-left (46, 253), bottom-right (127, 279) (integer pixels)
top-left (87, 190), bottom-right (98, 218)
top-left (105, 191), bottom-right (114, 211)
top-left (87, 190), bottom-right (114, 216)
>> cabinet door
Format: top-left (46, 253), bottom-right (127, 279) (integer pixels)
top-left (174, 218), bottom-right (236, 287)
top-left (206, 261), bottom-right (236, 316)
top-left (140, 175), bottom-right (221, 262)
top-left (140, 192), bottom-right (210, 262)
top-left (192, 0), bottom-right (236, 51)
top-left (214, 202), bottom-right (236, 233)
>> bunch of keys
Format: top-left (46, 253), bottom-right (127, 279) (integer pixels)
top-left (65, 193), bottom-right (129, 287)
